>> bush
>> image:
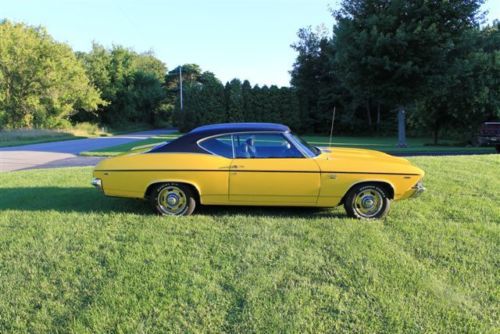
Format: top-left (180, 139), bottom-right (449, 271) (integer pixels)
top-left (69, 122), bottom-right (101, 136)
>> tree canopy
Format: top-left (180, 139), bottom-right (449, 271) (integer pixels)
top-left (290, 0), bottom-right (499, 142)
top-left (75, 43), bottom-right (169, 127)
top-left (0, 20), bottom-right (103, 128)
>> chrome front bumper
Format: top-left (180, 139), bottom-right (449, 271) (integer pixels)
top-left (410, 181), bottom-right (426, 198)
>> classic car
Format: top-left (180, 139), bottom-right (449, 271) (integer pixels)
top-left (92, 123), bottom-right (425, 219)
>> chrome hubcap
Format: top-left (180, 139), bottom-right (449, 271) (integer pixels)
top-left (158, 186), bottom-right (187, 215)
top-left (354, 189), bottom-right (383, 218)
top-left (167, 194), bottom-right (179, 206)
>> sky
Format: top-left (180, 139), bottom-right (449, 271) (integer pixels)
top-left (1, 0), bottom-right (499, 87)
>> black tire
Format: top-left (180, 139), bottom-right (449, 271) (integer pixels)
top-left (149, 183), bottom-right (196, 216)
top-left (496, 145), bottom-right (500, 153)
top-left (344, 184), bottom-right (390, 219)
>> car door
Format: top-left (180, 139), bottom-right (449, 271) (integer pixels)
top-left (197, 134), bottom-right (234, 204)
top-left (229, 133), bottom-right (320, 205)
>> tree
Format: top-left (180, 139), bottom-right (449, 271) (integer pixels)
top-left (77, 44), bottom-right (168, 126)
top-left (198, 72), bottom-right (226, 124)
top-left (225, 79), bottom-right (244, 122)
top-left (290, 25), bottom-right (349, 134)
top-left (410, 22), bottom-right (500, 143)
top-left (167, 65), bottom-right (307, 132)
top-left (290, 26), bottom-right (329, 133)
top-left (333, 0), bottom-right (486, 145)
top-left (241, 80), bottom-right (253, 121)
top-left (0, 20), bottom-right (103, 128)
top-left (281, 87), bottom-right (302, 131)
top-left (171, 69), bottom-right (226, 132)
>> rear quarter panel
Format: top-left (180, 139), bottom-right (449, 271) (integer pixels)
top-left (94, 153), bottom-right (231, 203)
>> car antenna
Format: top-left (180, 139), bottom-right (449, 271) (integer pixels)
top-left (328, 106), bottom-right (336, 148)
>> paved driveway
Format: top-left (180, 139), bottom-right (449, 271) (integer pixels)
top-left (0, 129), bottom-right (174, 172)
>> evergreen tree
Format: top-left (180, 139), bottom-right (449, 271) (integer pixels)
top-left (241, 80), bottom-right (253, 121)
top-left (199, 72), bottom-right (226, 124)
top-left (225, 79), bottom-right (244, 122)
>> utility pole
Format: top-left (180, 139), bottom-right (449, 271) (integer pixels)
top-left (166, 66), bottom-right (184, 112)
top-left (397, 107), bottom-right (407, 148)
top-left (179, 66), bottom-right (183, 112)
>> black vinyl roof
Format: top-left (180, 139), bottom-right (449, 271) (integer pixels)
top-left (148, 123), bottom-right (290, 154)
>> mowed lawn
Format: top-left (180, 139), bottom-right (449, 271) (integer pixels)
top-left (0, 155), bottom-right (499, 333)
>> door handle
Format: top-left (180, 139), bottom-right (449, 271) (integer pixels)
top-left (231, 165), bottom-right (245, 169)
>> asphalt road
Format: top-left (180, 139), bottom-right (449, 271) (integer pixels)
top-left (0, 129), bottom-right (173, 172)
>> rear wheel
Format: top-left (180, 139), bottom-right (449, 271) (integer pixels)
top-left (150, 183), bottom-right (196, 216)
top-left (344, 184), bottom-right (390, 219)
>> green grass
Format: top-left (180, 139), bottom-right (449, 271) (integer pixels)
top-left (303, 135), bottom-right (495, 153)
top-left (0, 124), bottom-right (161, 148)
top-left (0, 155), bottom-right (498, 333)
top-left (79, 133), bottom-right (495, 156)
top-left (79, 134), bottom-right (180, 156)
top-left (0, 129), bottom-right (85, 147)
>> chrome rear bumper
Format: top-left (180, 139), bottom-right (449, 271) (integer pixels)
top-left (91, 177), bottom-right (102, 191)
top-left (410, 181), bottom-right (426, 198)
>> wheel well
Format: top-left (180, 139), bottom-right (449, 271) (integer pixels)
top-left (145, 182), bottom-right (200, 203)
top-left (341, 181), bottom-right (395, 204)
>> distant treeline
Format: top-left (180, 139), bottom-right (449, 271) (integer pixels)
top-left (1, 0), bottom-right (499, 143)
top-left (165, 67), bottom-right (301, 133)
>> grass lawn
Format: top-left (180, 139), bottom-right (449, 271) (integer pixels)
top-left (0, 155), bottom-right (498, 332)
top-left (79, 133), bottom-right (496, 156)
top-left (0, 124), bottom-right (158, 148)
top-left (79, 134), bottom-right (180, 156)
top-left (0, 129), bottom-right (86, 148)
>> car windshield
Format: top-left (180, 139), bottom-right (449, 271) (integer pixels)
top-left (288, 133), bottom-right (321, 157)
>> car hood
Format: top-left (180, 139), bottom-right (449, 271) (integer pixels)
top-left (316, 147), bottom-right (424, 176)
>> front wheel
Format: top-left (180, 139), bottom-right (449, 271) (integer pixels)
top-left (344, 184), bottom-right (390, 219)
top-left (150, 183), bottom-right (196, 216)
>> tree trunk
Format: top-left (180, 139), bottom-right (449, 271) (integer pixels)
top-left (366, 101), bottom-right (372, 129)
top-left (376, 103), bottom-right (381, 133)
top-left (433, 121), bottom-right (440, 145)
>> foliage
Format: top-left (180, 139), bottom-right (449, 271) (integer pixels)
top-left (1, 5), bottom-right (497, 140)
top-left (0, 20), bottom-right (103, 129)
top-left (410, 22), bottom-right (500, 143)
top-left (0, 155), bottom-right (498, 332)
top-left (290, 26), bottom-right (346, 133)
top-left (76, 44), bottom-right (169, 127)
top-left (291, 1), bottom-right (497, 141)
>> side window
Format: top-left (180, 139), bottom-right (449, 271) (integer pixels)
top-left (198, 135), bottom-right (233, 158)
top-left (233, 133), bottom-right (303, 159)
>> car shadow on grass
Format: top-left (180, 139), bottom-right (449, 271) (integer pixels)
top-left (0, 187), bottom-right (346, 219)
top-left (195, 205), bottom-right (346, 219)
top-left (0, 187), bottom-right (149, 214)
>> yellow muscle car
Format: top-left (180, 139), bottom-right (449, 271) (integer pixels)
top-left (92, 123), bottom-right (425, 219)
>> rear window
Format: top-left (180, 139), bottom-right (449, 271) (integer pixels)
top-left (198, 135), bottom-right (233, 158)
